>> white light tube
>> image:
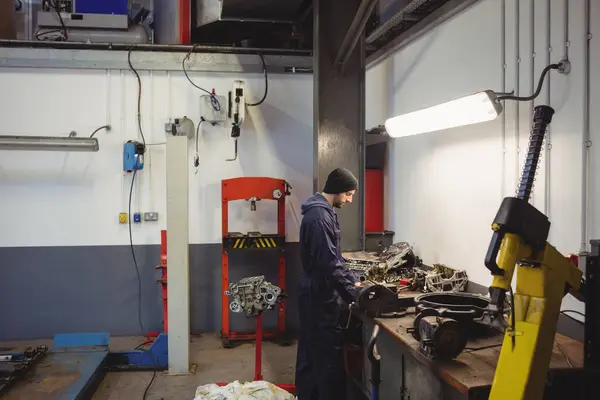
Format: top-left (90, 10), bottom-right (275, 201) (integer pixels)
top-left (0, 136), bottom-right (99, 152)
top-left (384, 90), bottom-right (504, 138)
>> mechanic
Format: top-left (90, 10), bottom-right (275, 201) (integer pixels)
top-left (295, 167), bottom-right (362, 399)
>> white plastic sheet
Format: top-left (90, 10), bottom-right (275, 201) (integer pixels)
top-left (194, 380), bottom-right (296, 400)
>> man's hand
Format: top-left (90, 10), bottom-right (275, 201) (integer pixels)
top-left (354, 282), bottom-right (361, 287)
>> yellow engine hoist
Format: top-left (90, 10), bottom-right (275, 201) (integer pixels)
top-left (484, 105), bottom-right (584, 400)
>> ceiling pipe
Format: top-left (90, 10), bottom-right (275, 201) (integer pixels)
top-left (333, 0), bottom-right (379, 71)
top-left (218, 18), bottom-right (293, 24)
top-left (0, 39), bottom-right (312, 56)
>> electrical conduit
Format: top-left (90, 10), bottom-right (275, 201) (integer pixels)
top-left (581, 0), bottom-right (591, 253)
top-left (529, 0), bottom-right (535, 204)
top-left (544, 0), bottom-right (552, 216)
top-left (515, 0), bottom-right (521, 192)
top-left (501, 0), bottom-right (507, 198)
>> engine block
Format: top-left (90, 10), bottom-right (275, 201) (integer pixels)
top-left (225, 275), bottom-right (283, 317)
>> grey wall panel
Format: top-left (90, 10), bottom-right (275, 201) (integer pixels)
top-left (0, 243), bottom-right (302, 341)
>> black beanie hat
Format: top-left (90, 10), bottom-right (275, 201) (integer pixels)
top-left (323, 168), bottom-right (358, 194)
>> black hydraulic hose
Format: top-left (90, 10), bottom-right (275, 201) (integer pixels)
top-left (367, 324), bottom-right (381, 400)
top-left (516, 105), bottom-right (554, 202)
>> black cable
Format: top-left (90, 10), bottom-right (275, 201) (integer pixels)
top-left (142, 367), bottom-right (157, 400)
top-left (561, 309), bottom-right (585, 325)
top-left (196, 118), bottom-right (205, 154)
top-left (509, 286), bottom-right (516, 349)
top-left (134, 341), bottom-right (157, 400)
top-left (246, 54), bottom-right (268, 107)
top-left (497, 63), bottom-right (559, 102)
top-left (129, 169), bottom-right (144, 334)
top-left (562, 309), bottom-right (585, 318)
top-left (35, 29), bottom-right (64, 41)
top-left (50, 0), bottom-right (68, 41)
top-left (89, 124), bottom-right (111, 138)
top-left (182, 45), bottom-right (221, 111)
top-left (127, 48), bottom-right (146, 149)
top-left (126, 47), bottom-right (146, 336)
top-left (464, 343), bottom-right (503, 352)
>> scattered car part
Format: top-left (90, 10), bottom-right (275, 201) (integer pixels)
top-left (225, 275), bottom-right (284, 317)
top-left (418, 316), bottom-right (467, 360)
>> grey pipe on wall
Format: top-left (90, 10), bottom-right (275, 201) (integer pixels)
top-left (564, 0), bottom-right (569, 60)
top-left (581, 0), bottom-right (591, 252)
top-left (544, 0), bottom-right (552, 216)
top-left (529, 0), bottom-right (535, 204)
top-left (515, 0), bottom-right (520, 190)
top-left (501, 0), bottom-right (506, 198)
top-left (65, 25), bottom-right (149, 45)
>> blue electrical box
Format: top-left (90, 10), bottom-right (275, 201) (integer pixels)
top-left (123, 141), bottom-right (145, 172)
top-left (75, 0), bottom-right (129, 15)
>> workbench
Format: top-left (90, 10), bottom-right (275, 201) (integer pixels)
top-left (347, 311), bottom-right (583, 400)
top-left (341, 250), bottom-right (587, 399)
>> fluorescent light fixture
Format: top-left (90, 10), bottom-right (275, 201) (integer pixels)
top-left (0, 136), bottom-right (99, 152)
top-left (384, 90), bottom-right (503, 138)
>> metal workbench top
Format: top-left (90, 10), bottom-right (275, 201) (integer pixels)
top-left (371, 311), bottom-right (583, 397)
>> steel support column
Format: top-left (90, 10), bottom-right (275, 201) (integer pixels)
top-left (314, 0), bottom-right (366, 251)
top-left (166, 135), bottom-right (191, 375)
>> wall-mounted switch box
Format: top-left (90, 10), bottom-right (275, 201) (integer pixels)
top-left (133, 213), bottom-right (142, 223)
top-left (200, 94), bottom-right (227, 124)
top-left (119, 213), bottom-right (128, 224)
top-left (144, 212), bottom-right (159, 221)
top-left (123, 141), bottom-right (145, 172)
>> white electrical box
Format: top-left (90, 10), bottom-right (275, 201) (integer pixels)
top-left (200, 95), bottom-right (228, 124)
top-left (230, 80), bottom-right (246, 126)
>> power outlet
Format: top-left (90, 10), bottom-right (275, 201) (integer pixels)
top-left (144, 212), bottom-right (159, 221)
top-left (119, 213), bottom-right (128, 224)
top-left (133, 213), bottom-right (142, 223)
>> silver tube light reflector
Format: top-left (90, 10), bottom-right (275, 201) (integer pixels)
top-left (0, 136), bottom-right (99, 152)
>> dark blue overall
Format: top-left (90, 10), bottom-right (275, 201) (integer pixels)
top-left (295, 193), bottom-right (359, 399)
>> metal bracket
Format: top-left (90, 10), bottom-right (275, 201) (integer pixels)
top-left (557, 59), bottom-right (571, 75)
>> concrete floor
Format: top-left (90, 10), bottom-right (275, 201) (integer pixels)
top-left (0, 334), bottom-right (297, 399)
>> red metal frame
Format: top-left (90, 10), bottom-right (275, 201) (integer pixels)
top-left (178, 0), bottom-right (191, 44)
top-left (216, 313), bottom-right (296, 394)
top-left (144, 230), bottom-right (168, 343)
top-left (365, 169), bottom-right (384, 232)
top-left (221, 177), bottom-right (288, 344)
top-left (156, 230), bottom-right (168, 333)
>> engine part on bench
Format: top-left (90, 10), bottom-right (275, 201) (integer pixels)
top-left (345, 258), bottom-right (379, 282)
top-left (379, 242), bottom-right (421, 270)
top-left (355, 282), bottom-right (413, 317)
top-left (409, 292), bottom-right (495, 342)
top-left (423, 264), bottom-right (469, 292)
top-left (225, 275), bottom-right (284, 317)
top-left (418, 316), bottom-right (467, 360)
top-left (345, 242), bottom-right (423, 285)
top-left (414, 292), bottom-right (490, 320)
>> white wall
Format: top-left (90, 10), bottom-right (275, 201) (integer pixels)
top-left (0, 67), bottom-right (313, 246)
top-left (367, 0), bottom-right (598, 317)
